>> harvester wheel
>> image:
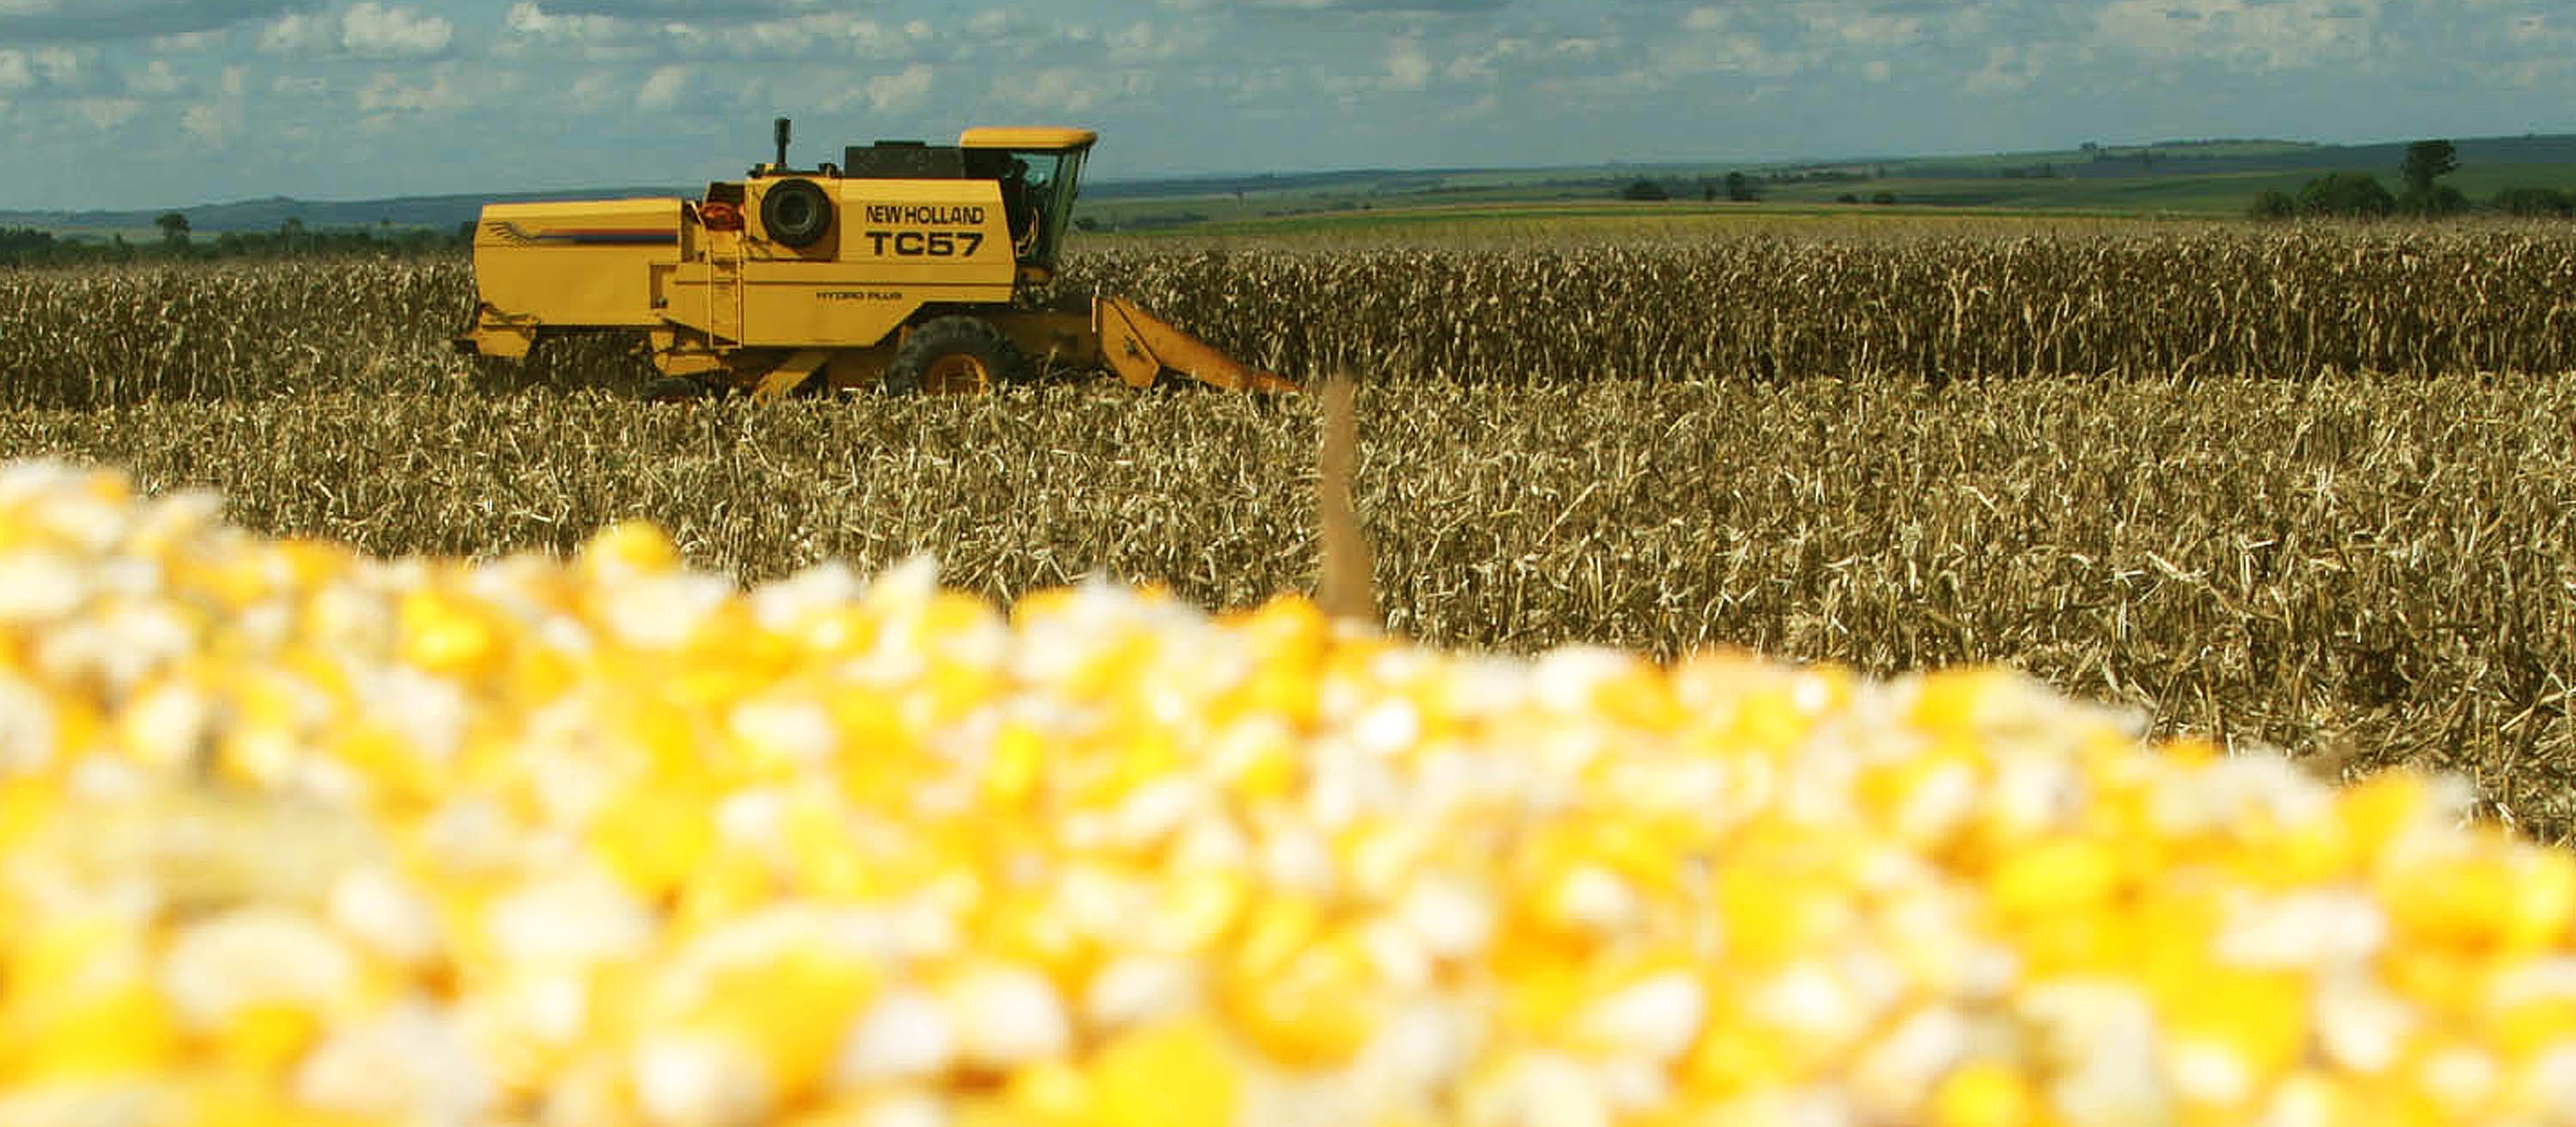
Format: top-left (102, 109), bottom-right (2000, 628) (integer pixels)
top-left (884, 316), bottom-right (1027, 395)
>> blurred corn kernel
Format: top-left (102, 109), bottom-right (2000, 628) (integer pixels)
top-left (4, 458), bottom-right (2576, 1125)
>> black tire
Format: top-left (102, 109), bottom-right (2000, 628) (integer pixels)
top-left (883, 316), bottom-right (1027, 395)
top-left (759, 178), bottom-right (833, 248)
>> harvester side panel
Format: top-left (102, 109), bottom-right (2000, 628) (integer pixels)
top-left (653, 178), bottom-right (1019, 350)
top-left (818, 179), bottom-right (1019, 280)
top-left (655, 265), bottom-right (1013, 350)
top-left (471, 199), bottom-right (683, 331)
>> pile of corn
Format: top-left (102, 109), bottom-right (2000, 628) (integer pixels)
top-left (3, 457), bottom-right (2575, 1127)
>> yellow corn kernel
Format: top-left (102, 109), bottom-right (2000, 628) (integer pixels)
top-left (1230, 894), bottom-right (1326, 981)
top-left (1001, 1059), bottom-right (1096, 1127)
top-left (675, 846), bottom-right (780, 931)
top-left (2339, 771), bottom-right (2439, 864)
top-left (589, 786), bottom-right (714, 901)
top-left (1928, 1061), bottom-right (2042, 1127)
top-left (2159, 736), bottom-right (2221, 766)
top-left (2502, 850), bottom-right (2576, 953)
top-left (2491, 995), bottom-right (2576, 1063)
top-left (1089, 1017), bottom-right (1242, 1127)
top-left (699, 953), bottom-right (881, 1100)
top-left (1490, 932), bottom-right (1589, 1038)
top-left (2240, 811), bottom-right (2359, 889)
top-left (12, 980), bottom-right (185, 1079)
top-left (1223, 927), bottom-right (1377, 1067)
top-left (1724, 685), bottom-right (1812, 753)
top-left (1716, 864), bottom-right (1854, 967)
top-left (983, 894), bottom-right (1098, 996)
top-left (984, 722), bottom-right (1049, 807)
top-left (1989, 835), bottom-right (2123, 923)
top-left (213, 1002), bottom-right (323, 1078)
top-left (1153, 868), bottom-right (1250, 956)
top-left (397, 588), bottom-right (501, 678)
top-left (2160, 968), bottom-right (2309, 1087)
top-left (1909, 667), bottom-right (2020, 734)
top-left (2382, 853), bottom-right (2517, 952)
top-left (1227, 725), bottom-right (1303, 802)
top-left (578, 520), bottom-right (682, 576)
top-left (1683, 1021), bottom-right (1801, 1100)
top-left (0, 777), bottom-right (46, 852)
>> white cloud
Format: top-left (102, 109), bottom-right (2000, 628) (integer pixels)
top-left (1444, 39), bottom-right (1531, 83)
top-left (2507, 12), bottom-right (2567, 46)
top-left (127, 58), bottom-right (185, 96)
top-left (182, 68), bottom-right (249, 147)
top-left (355, 69), bottom-right (462, 114)
top-left (341, 3), bottom-right (451, 58)
top-left (75, 95), bottom-right (142, 129)
top-left (566, 70), bottom-right (617, 110)
top-left (0, 0), bottom-right (313, 43)
top-left (0, 51), bottom-right (31, 93)
top-left (1384, 37), bottom-right (1432, 90)
top-left (505, 1), bottom-right (622, 42)
top-left (712, 14), bottom-right (919, 60)
top-left (1830, 12), bottom-right (1923, 48)
top-left (635, 64), bottom-right (690, 110)
top-left (152, 29), bottom-right (225, 52)
top-left (1444, 91), bottom-right (1497, 122)
top-left (2093, 0), bottom-right (2379, 70)
top-left (258, 11), bottom-right (329, 54)
top-left (1662, 28), bottom-right (1812, 81)
top-left (993, 66), bottom-right (1138, 114)
top-left (1108, 20), bottom-right (1206, 64)
top-left (182, 101), bottom-right (234, 143)
top-left (1965, 43), bottom-right (2039, 93)
top-left (502, 2), bottom-right (932, 64)
top-left (30, 45), bottom-right (84, 86)
top-left (866, 63), bottom-right (933, 113)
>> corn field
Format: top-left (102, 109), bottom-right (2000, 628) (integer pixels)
top-left (2, 225), bottom-right (2573, 838)
top-left (9, 226), bottom-right (2576, 407)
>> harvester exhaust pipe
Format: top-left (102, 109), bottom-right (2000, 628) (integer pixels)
top-left (774, 117), bottom-right (792, 171)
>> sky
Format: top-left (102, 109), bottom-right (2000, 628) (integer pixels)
top-left (0, 0), bottom-right (2569, 210)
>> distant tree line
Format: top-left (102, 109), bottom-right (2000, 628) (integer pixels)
top-left (2251, 139), bottom-right (2571, 220)
top-left (1620, 170), bottom-right (1904, 205)
top-left (0, 216), bottom-right (468, 267)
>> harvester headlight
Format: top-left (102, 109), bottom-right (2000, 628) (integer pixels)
top-left (760, 178), bottom-right (834, 249)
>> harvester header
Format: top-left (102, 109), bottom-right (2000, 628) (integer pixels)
top-left (455, 119), bottom-right (1294, 398)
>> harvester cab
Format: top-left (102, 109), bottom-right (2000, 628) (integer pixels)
top-left (456, 119), bottom-right (1294, 399)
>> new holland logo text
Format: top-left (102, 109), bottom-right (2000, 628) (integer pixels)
top-left (862, 204), bottom-right (987, 225)
top-left (864, 231), bottom-right (987, 258)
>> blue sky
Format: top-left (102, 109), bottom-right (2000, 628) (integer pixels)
top-left (0, 0), bottom-right (2568, 210)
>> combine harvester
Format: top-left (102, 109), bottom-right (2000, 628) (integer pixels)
top-left (456, 119), bottom-right (1297, 398)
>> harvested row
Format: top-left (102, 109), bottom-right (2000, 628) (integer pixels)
top-left (3, 373), bottom-right (2569, 839)
top-left (9, 226), bottom-right (2576, 407)
top-left (5, 460), bottom-right (2576, 1126)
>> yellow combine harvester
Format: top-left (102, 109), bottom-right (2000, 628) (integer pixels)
top-left (454, 119), bottom-right (1296, 398)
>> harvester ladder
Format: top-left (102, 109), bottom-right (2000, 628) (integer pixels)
top-left (705, 237), bottom-right (746, 344)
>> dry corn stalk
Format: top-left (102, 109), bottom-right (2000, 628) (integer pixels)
top-left (1314, 373), bottom-right (1378, 629)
